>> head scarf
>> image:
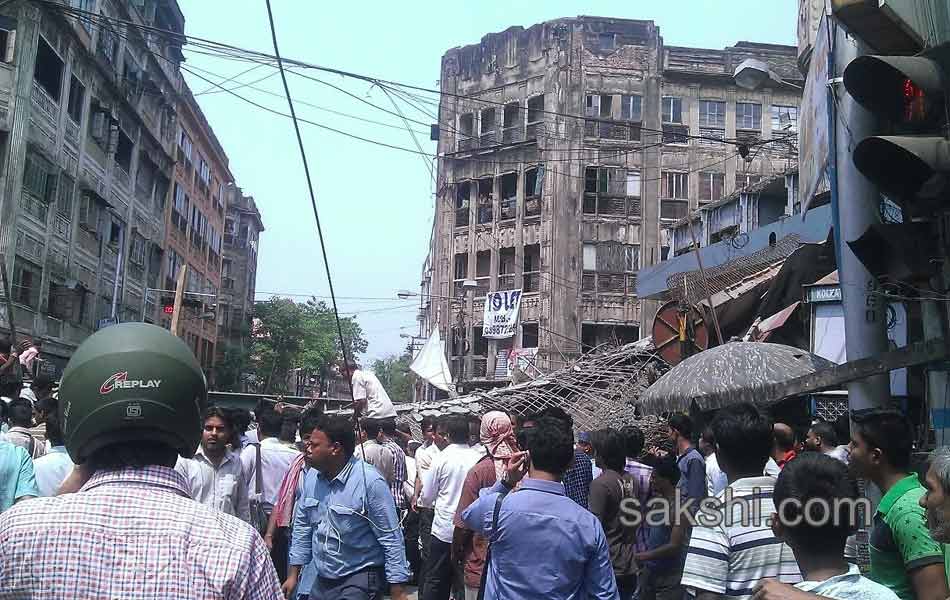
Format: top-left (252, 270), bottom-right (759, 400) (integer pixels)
top-left (480, 411), bottom-right (518, 480)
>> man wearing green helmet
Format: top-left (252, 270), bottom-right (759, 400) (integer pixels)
top-left (0, 323), bottom-right (283, 599)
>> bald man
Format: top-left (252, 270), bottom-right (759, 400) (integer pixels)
top-left (765, 423), bottom-right (798, 476)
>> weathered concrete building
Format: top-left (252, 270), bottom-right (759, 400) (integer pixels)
top-left (0, 0), bottom-right (182, 373)
top-left (216, 187), bottom-right (263, 375)
top-left (158, 81), bottom-right (229, 376)
top-left (422, 16), bottom-right (801, 393)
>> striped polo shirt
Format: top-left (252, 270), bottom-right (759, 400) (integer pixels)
top-left (681, 475), bottom-right (802, 600)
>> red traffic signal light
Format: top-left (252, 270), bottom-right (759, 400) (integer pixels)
top-left (163, 305), bottom-right (174, 315)
top-left (843, 51), bottom-right (947, 130)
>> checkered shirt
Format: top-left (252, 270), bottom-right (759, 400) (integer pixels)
top-left (562, 449), bottom-right (594, 509)
top-left (0, 465), bottom-right (283, 599)
top-left (382, 438), bottom-right (408, 509)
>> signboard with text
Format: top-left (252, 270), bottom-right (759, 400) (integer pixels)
top-left (482, 289), bottom-right (523, 339)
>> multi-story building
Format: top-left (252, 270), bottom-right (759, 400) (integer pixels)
top-left (159, 81), bottom-right (229, 377)
top-left (217, 187), bottom-right (263, 370)
top-left (422, 17), bottom-right (802, 394)
top-left (0, 0), bottom-right (182, 373)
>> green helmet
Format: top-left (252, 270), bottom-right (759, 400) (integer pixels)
top-left (59, 322), bottom-right (207, 464)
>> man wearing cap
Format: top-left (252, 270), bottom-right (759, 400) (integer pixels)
top-left (0, 323), bottom-right (282, 598)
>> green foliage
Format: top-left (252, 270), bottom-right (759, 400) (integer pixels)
top-left (251, 297), bottom-right (368, 393)
top-left (371, 348), bottom-right (414, 404)
top-left (214, 343), bottom-right (252, 392)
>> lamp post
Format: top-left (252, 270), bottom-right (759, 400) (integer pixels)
top-left (733, 58), bottom-right (804, 90)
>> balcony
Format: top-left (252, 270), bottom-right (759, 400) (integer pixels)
top-left (479, 130), bottom-right (497, 147)
top-left (526, 122), bottom-right (542, 141)
top-left (498, 273), bottom-right (515, 291)
top-left (524, 195), bottom-right (542, 218)
top-left (474, 277), bottom-right (490, 297)
top-left (19, 193), bottom-right (48, 224)
top-left (502, 126), bottom-right (524, 144)
top-left (114, 164), bottom-right (131, 191)
top-left (584, 119), bottom-right (641, 142)
top-left (65, 117), bottom-right (80, 144)
top-left (523, 272), bottom-right (541, 293)
top-left (458, 137), bottom-right (476, 152)
top-left (54, 214), bottom-right (71, 241)
top-left (661, 199), bottom-right (689, 220)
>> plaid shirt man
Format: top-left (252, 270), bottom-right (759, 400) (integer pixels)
top-left (0, 465), bottom-right (282, 599)
top-left (381, 438), bottom-right (408, 510)
top-left (562, 449), bottom-right (594, 508)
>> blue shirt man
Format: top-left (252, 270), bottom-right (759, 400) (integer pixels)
top-left (0, 440), bottom-right (38, 511)
top-left (286, 413), bottom-right (410, 600)
top-left (461, 417), bottom-right (619, 600)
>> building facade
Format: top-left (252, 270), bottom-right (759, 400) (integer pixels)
top-left (422, 17), bottom-right (801, 393)
top-left (159, 82), bottom-right (229, 376)
top-left (216, 187), bottom-right (263, 373)
top-left (0, 0), bottom-right (183, 373)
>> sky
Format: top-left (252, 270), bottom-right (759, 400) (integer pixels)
top-left (178, 1), bottom-right (798, 363)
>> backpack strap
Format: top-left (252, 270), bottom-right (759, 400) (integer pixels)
top-left (477, 491), bottom-right (507, 600)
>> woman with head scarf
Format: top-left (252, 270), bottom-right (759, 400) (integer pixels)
top-left (452, 411), bottom-right (520, 599)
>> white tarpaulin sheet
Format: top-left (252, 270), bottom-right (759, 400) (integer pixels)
top-left (482, 289), bottom-right (523, 339)
top-left (409, 329), bottom-right (455, 393)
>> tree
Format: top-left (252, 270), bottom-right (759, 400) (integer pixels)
top-left (371, 348), bottom-right (414, 404)
top-left (214, 343), bottom-right (252, 392)
top-left (251, 297), bottom-right (368, 394)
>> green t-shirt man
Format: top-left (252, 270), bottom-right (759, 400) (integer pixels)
top-left (869, 474), bottom-right (945, 600)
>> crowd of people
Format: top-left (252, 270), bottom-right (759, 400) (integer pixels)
top-left (2, 323), bottom-right (950, 600)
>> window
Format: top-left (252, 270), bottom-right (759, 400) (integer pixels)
top-left (736, 102), bottom-right (762, 130)
top-left (115, 129), bottom-right (133, 173)
top-left (0, 16), bottom-right (15, 64)
top-left (12, 257), bottom-right (41, 308)
top-left (582, 242), bottom-right (639, 273)
top-left (97, 25), bottom-right (118, 65)
top-left (198, 158), bottom-right (211, 186)
top-left (626, 171), bottom-right (641, 197)
top-left (699, 172), bottom-right (725, 202)
top-left (771, 105), bottom-right (798, 132)
top-left (454, 253), bottom-right (467, 281)
top-left (476, 178), bottom-right (493, 225)
top-left (599, 33), bottom-right (616, 51)
top-left (500, 173), bottom-right (517, 220)
top-left (57, 174), bottom-right (74, 218)
top-left (699, 100), bottom-right (725, 128)
top-left (178, 129), bottom-right (193, 164)
top-left (522, 323), bottom-right (539, 348)
top-left (699, 128), bottom-right (725, 146)
top-left (459, 113), bottom-right (474, 137)
top-left (661, 172), bottom-right (687, 199)
top-left (736, 173), bottom-right (761, 191)
top-left (78, 191), bottom-right (100, 232)
top-left (662, 97), bottom-right (682, 123)
top-left (523, 244), bottom-right (540, 293)
top-left (33, 37), bottom-right (64, 101)
top-left (23, 152), bottom-right (56, 203)
top-left (172, 183), bottom-right (189, 232)
top-left (584, 166), bottom-right (629, 216)
top-left (527, 95), bottom-right (544, 123)
top-left (130, 232), bottom-right (147, 265)
top-left (621, 95), bottom-right (642, 121)
top-left (585, 94), bottom-right (612, 118)
top-left (524, 166), bottom-right (542, 217)
top-left (67, 75), bottom-right (85, 123)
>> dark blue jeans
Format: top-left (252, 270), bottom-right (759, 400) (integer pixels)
top-left (306, 566), bottom-right (387, 600)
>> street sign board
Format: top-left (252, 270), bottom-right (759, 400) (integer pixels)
top-left (97, 317), bottom-right (117, 330)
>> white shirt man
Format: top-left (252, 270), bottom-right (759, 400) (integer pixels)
top-left (32, 445), bottom-right (74, 497)
top-left (706, 452), bottom-right (728, 497)
top-left (420, 442), bottom-right (482, 545)
top-left (351, 369), bottom-right (397, 419)
top-left (175, 447), bottom-right (250, 523)
top-left (414, 441), bottom-right (441, 509)
top-left (241, 436), bottom-right (301, 512)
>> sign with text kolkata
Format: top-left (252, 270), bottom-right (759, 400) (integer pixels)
top-left (482, 289), bottom-right (523, 339)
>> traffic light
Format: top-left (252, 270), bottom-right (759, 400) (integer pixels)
top-left (842, 43), bottom-right (950, 205)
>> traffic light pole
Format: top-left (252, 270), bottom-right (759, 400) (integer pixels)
top-left (831, 24), bottom-right (893, 412)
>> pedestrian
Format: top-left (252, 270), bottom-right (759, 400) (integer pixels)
top-left (754, 452), bottom-right (900, 600)
top-left (634, 455), bottom-right (687, 600)
top-left (414, 415), bottom-right (447, 596)
top-left (395, 421), bottom-right (421, 585)
top-left (460, 416), bottom-right (619, 600)
top-left (175, 406), bottom-right (250, 523)
top-left (5, 397), bottom-right (45, 458)
top-left (420, 414), bottom-right (481, 600)
top-left (536, 406), bottom-right (593, 509)
top-left (380, 417), bottom-right (409, 511)
top-left (28, 376), bottom-right (57, 445)
top-left (0, 322), bottom-right (282, 597)
top-left (17, 338), bottom-right (40, 377)
top-left (242, 407), bottom-right (302, 582)
top-left (357, 417), bottom-right (396, 486)
top-left (32, 408), bottom-right (73, 497)
top-left (452, 411), bottom-right (519, 600)
top-left (346, 359), bottom-right (397, 420)
top-left (0, 336), bottom-right (21, 387)
top-left (264, 412), bottom-right (317, 599)
top-left (848, 409), bottom-right (948, 600)
top-left (0, 438), bottom-right (37, 512)
top-left (699, 425), bottom-right (728, 497)
top-left (285, 413), bottom-right (410, 600)
top-left (664, 413), bottom-right (705, 505)
top-left (589, 429), bottom-right (638, 600)
top-left (920, 446), bottom-right (950, 544)
top-left (620, 425), bottom-right (653, 556)
top-left (766, 422), bottom-right (798, 475)
top-left (805, 420), bottom-right (849, 464)
top-left (680, 402), bottom-right (802, 600)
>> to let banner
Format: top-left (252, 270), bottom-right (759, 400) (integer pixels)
top-left (482, 289), bottom-right (523, 339)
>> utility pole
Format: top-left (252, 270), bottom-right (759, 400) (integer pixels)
top-left (109, 224), bottom-right (124, 322)
top-left (830, 23), bottom-right (892, 412)
top-left (170, 264), bottom-right (187, 336)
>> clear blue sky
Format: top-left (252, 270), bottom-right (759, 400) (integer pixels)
top-left (179, 1), bottom-right (798, 363)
